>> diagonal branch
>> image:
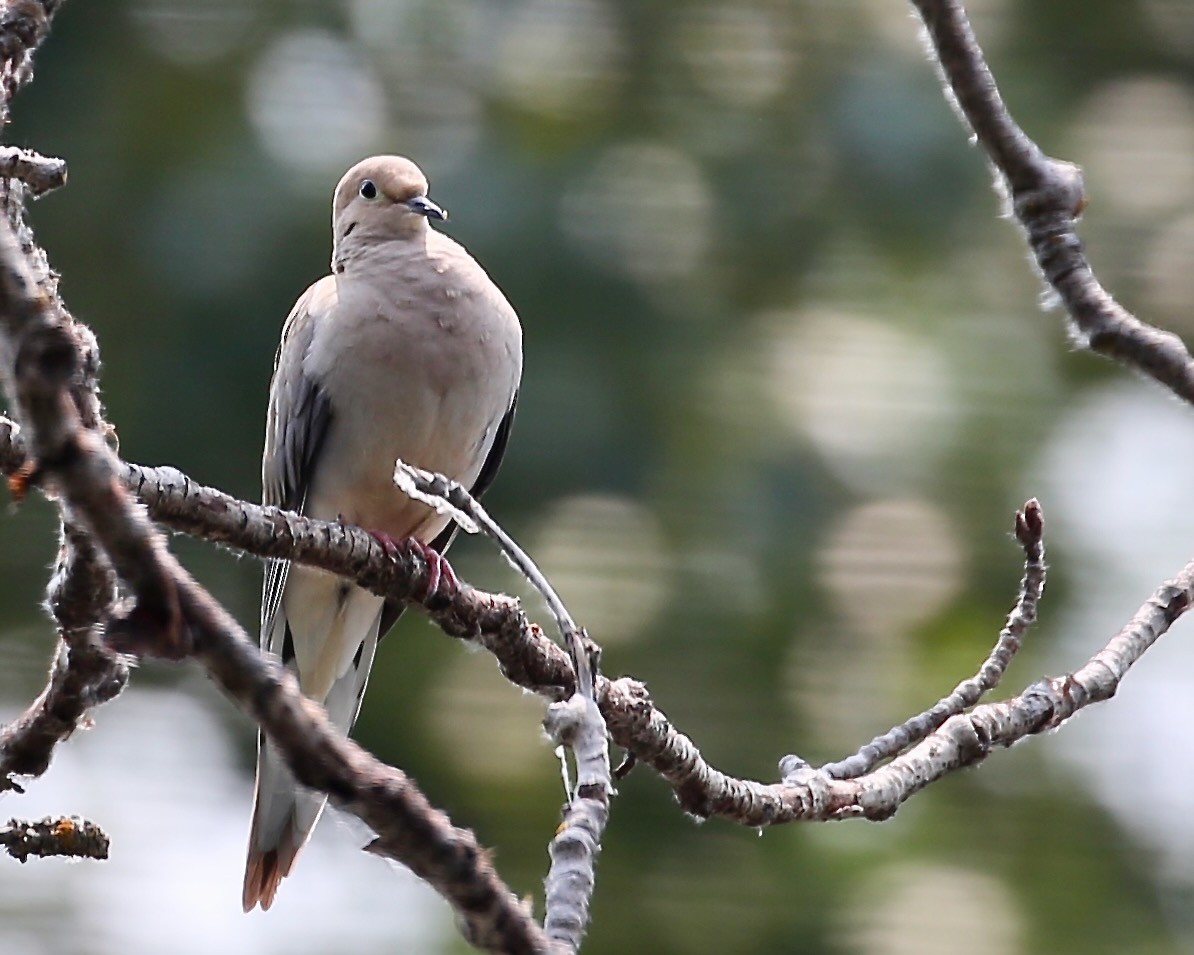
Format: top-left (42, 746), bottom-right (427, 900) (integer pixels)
top-left (911, 0), bottom-right (1194, 405)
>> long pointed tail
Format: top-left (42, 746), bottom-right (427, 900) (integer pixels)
top-left (243, 591), bottom-right (383, 911)
top-left (242, 739), bottom-right (327, 912)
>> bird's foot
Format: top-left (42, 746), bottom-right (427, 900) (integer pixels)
top-left (368, 531), bottom-right (459, 603)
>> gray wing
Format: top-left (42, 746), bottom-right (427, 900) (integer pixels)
top-left (377, 392), bottom-right (519, 640)
top-left (261, 278), bottom-right (337, 653)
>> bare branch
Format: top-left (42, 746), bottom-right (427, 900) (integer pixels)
top-left (4, 418), bottom-right (1181, 834)
top-left (0, 524), bottom-right (127, 790)
top-left (37, 439), bottom-right (576, 699)
top-left (394, 461), bottom-right (611, 951)
top-left (599, 504), bottom-right (1191, 825)
top-left (0, 0), bottom-right (64, 123)
top-left (542, 695), bottom-right (610, 952)
top-left (1, 814), bottom-right (108, 862)
top-left (0, 146), bottom-right (64, 196)
top-left (0, 0), bottom-right (127, 791)
top-left (822, 498), bottom-right (1046, 780)
top-left (182, 578), bottom-right (552, 954)
top-left (911, 0), bottom-right (1194, 404)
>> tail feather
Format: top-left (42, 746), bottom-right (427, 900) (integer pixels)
top-left (243, 809), bottom-right (321, 911)
top-left (243, 837), bottom-right (286, 912)
top-left (242, 589), bottom-right (382, 912)
top-left (242, 739), bottom-right (328, 912)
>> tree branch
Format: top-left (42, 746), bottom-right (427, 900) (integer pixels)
top-left (0, 0), bottom-right (64, 124)
top-left (601, 541), bottom-right (1193, 825)
top-left (911, 0), bottom-right (1194, 404)
top-left (4, 419), bottom-right (1180, 837)
top-left (0, 146), bottom-right (64, 196)
top-left (0, 3), bottom-right (1190, 951)
top-left (821, 498), bottom-right (1045, 780)
top-left (1, 814), bottom-right (108, 862)
top-left (393, 462), bottom-right (612, 952)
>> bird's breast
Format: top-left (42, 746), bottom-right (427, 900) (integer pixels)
top-left (301, 260), bottom-right (520, 539)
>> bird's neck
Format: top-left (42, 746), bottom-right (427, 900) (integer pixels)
top-left (331, 228), bottom-right (428, 275)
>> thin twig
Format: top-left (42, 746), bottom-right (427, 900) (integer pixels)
top-left (0, 814), bottom-right (108, 862)
top-left (821, 498), bottom-right (1046, 779)
top-left (394, 460), bottom-right (610, 952)
top-left (394, 461), bottom-right (595, 694)
top-left (0, 145), bottom-right (64, 195)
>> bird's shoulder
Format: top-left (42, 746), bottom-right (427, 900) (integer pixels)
top-left (276, 275), bottom-right (338, 360)
top-left (263, 275), bottom-right (339, 510)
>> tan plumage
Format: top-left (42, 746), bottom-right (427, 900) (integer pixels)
top-left (242, 156), bottom-right (522, 912)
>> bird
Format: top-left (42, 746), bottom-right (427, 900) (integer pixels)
top-left (242, 156), bottom-right (523, 912)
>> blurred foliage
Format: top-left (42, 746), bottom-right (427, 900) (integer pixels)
top-left (3, 1), bottom-right (1194, 953)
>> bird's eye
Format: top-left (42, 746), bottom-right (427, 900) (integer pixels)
top-left (358, 179), bottom-right (378, 200)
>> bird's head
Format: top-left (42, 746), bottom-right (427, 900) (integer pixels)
top-left (332, 156), bottom-right (447, 256)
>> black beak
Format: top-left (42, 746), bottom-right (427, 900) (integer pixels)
top-left (405, 195), bottom-right (448, 221)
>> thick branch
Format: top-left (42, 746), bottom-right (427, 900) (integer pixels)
top-left (0, 0), bottom-right (124, 792)
top-left (4, 420), bottom-right (1179, 834)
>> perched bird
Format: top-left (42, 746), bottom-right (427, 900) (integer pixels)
top-left (242, 156), bottom-right (523, 912)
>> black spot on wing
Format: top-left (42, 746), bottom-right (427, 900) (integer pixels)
top-left (279, 381), bottom-right (334, 514)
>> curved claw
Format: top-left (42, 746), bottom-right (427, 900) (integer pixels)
top-left (368, 531), bottom-right (459, 602)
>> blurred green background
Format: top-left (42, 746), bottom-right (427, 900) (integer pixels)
top-left (4, 0), bottom-right (1194, 952)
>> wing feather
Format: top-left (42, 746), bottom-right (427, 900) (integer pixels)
top-left (260, 278), bottom-right (337, 648)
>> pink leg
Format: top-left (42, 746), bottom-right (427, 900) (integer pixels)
top-left (368, 531), bottom-right (459, 601)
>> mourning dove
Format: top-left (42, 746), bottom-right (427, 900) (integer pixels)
top-left (242, 156), bottom-right (523, 912)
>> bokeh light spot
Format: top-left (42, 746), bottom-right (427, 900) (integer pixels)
top-left (838, 863), bottom-right (1022, 955)
top-left (818, 497), bottom-right (963, 639)
top-left (130, 0), bottom-right (263, 64)
top-left (679, 5), bottom-right (794, 109)
top-left (245, 29), bottom-right (386, 178)
top-left (429, 649), bottom-right (549, 782)
top-left (765, 309), bottom-right (958, 493)
top-left (560, 141), bottom-right (712, 286)
top-left (527, 494), bottom-right (670, 646)
top-left (491, 0), bottom-right (623, 118)
top-left (1069, 77), bottom-right (1194, 218)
